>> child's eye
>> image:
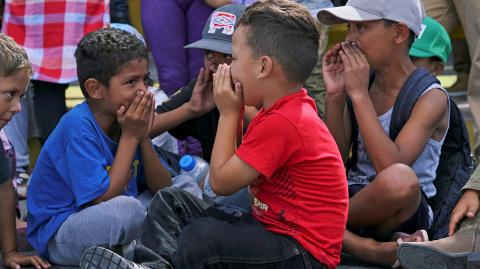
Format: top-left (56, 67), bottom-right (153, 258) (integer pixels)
top-left (4, 91), bottom-right (14, 99)
top-left (356, 24), bottom-right (366, 30)
top-left (127, 79), bottom-right (137, 85)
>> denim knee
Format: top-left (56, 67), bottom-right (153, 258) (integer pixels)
top-left (174, 218), bottom-right (219, 267)
top-left (105, 196), bottom-right (146, 245)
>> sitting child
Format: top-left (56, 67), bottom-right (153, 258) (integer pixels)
top-left (26, 28), bottom-right (172, 265)
top-left (319, 0), bottom-right (450, 267)
top-left (0, 33), bottom-right (50, 269)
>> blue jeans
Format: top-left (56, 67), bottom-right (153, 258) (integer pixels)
top-left (47, 196), bottom-right (147, 265)
top-left (134, 188), bottom-right (325, 269)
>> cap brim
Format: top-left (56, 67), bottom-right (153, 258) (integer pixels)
top-left (184, 39), bottom-right (231, 54)
top-left (409, 47), bottom-right (443, 62)
top-left (317, 6), bottom-right (382, 25)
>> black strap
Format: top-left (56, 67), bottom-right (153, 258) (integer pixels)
top-left (389, 68), bottom-right (440, 140)
top-left (348, 68), bottom-right (439, 169)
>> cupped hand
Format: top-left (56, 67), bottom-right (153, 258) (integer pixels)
top-left (213, 64), bottom-right (243, 116)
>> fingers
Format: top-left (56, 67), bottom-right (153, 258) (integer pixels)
top-left (351, 42), bottom-right (368, 63)
top-left (30, 257), bottom-right (42, 269)
top-left (131, 91), bottom-right (151, 120)
top-left (196, 67), bottom-right (205, 85)
top-left (448, 210), bottom-right (463, 236)
top-left (195, 67), bottom-right (212, 91)
top-left (234, 82), bottom-right (243, 101)
top-left (140, 92), bottom-right (153, 120)
top-left (116, 105), bottom-right (126, 119)
top-left (222, 64), bottom-right (232, 91)
top-left (215, 64), bottom-right (226, 95)
top-left (4, 260), bottom-right (20, 269)
top-left (127, 90), bottom-right (144, 113)
top-left (203, 66), bottom-right (212, 84)
top-left (36, 257), bottom-right (51, 269)
top-left (26, 256), bottom-right (50, 269)
top-left (340, 42), bottom-right (355, 67)
top-left (323, 43), bottom-right (342, 66)
top-left (341, 41), bottom-right (367, 68)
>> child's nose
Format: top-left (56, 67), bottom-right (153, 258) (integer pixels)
top-left (345, 30), bottom-right (357, 42)
top-left (11, 100), bottom-right (21, 113)
top-left (139, 81), bottom-right (148, 92)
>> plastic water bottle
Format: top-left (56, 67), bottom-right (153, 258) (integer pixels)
top-left (179, 155), bottom-right (209, 185)
top-left (202, 172), bottom-right (218, 199)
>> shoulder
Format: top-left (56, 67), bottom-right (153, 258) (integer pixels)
top-left (48, 103), bottom-right (101, 144)
top-left (415, 84), bottom-right (449, 112)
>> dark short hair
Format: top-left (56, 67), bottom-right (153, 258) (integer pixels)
top-left (237, 0), bottom-right (320, 83)
top-left (0, 33), bottom-right (32, 78)
top-left (75, 27), bottom-right (148, 98)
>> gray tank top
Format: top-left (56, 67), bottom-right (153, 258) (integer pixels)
top-left (347, 83), bottom-right (449, 199)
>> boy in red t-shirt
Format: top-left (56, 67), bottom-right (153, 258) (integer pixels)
top-left (79, 1), bottom-right (348, 269)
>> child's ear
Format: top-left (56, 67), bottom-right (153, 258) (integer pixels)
top-left (84, 78), bottom-right (105, 99)
top-left (394, 23), bottom-right (411, 45)
top-left (257, 55), bottom-right (273, 79)
top-left (432, 62), bottom-right (445, 77)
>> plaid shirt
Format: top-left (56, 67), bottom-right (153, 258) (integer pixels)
top-left (2, 0), bottom-right (110, 83)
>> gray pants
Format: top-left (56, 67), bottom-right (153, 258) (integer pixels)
top-left (46, 196), bottom-right (147, 265)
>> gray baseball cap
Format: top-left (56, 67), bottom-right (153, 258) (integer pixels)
top-left (184, 4), bottom-right (246, 54)
top-left (316, 0), bottom-right (426, 36)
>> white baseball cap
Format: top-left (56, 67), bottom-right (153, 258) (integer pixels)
top-left (317, 0), bottom-right (426, 36)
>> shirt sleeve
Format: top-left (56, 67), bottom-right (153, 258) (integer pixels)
top-left (0, 142), bottom-right (12, 186)
top-left (463, 165), bottom-right (480, 191)
top-left (155, 81), bottom-right (194, 113)
top-left (56, 136), bottom-right (111, 207)
top-left (236, 114), bottom-right (302, 178)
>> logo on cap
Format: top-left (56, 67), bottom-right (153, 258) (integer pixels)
top-left (418, 24), bottom-right (427, 39)
top-left (208, 12), bottom-right (237, 35)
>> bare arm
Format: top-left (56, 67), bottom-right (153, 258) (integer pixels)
top-left (150, 67), bottom-right (215, 137)
top-left (150, 104), bottom-right (197, 137)
top-left (0, 182), bottom-right (50, 269)
top-left (210, 64), bottom-right (259, 195)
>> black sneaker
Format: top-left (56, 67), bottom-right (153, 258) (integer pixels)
top-left (80, 246), bottom-right (149, 269)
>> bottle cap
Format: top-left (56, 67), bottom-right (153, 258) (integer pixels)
top-left (179, 155), bottom-right (196, 171)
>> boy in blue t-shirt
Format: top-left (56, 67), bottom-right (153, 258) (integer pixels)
top-left (0, 34), bottom-right (50, 269)
top-left (27, 28), bottom-right (172, 266)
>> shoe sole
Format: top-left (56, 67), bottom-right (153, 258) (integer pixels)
top-left (398, 244), bottom-right (471, 269)
top-left (80, 246), bottom-right (133, 269)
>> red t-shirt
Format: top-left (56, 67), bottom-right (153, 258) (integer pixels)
top-left (236, 89), bottom-right (348, 269)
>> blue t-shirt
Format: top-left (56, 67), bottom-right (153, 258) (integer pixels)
top-left (27, 101), bottom-right (144, 257)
